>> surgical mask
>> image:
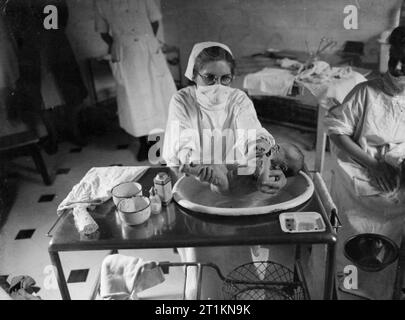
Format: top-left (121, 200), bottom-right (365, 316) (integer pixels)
top-left (195, 84), bottom-right (234, 109)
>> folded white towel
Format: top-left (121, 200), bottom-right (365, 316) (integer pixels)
top-left (100, 254), bottom-right (165, 300)
top-left (72, 206), bottom-right (99, 235)
top-left (57, 166), bottom-right (147, 234)
top-left (57, 166), bottom-right (147, 215)
top-left (243, 68), bottom-right (296, 96)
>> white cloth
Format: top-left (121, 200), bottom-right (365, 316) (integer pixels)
top-left (324, 76), bottom-right (405, 299)
top-left (162, 86), bottom-right (274, 168)
top-left (384, 142), bottom-right (405, 168)
top-left (72, 206), bottom-right (99, 235)
top-left (297, 66), bottom-right (367, 109)
top-left (0, 287), bottom-right (12, 300)
top-left (57, 166), bottom-right (147, 215)
top-left (276, 58), bottom-right (303, 70)
top-left (94, 0), bottom-right (176, 137)
top-left (100, 254), bottom-right (165, 300)
top-left (184, 42), bottom-right (233, 81)
top-left (243, 68), bottom-right (296, 96)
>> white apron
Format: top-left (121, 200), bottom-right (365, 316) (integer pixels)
top-left (324, 78), bottom-right (405, 299)
top-left (330, 159), bottom-right (405, 300)
top-left (94, 0), bottom-right (177, 137)
top-left (110, 34), bottom-right (176, 136)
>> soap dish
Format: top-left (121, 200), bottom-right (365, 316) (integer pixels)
top-left (279, 212), bottom-right (326, 233)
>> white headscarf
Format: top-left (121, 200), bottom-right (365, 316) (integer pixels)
top-left (184, 42), bottom-right (233, 81)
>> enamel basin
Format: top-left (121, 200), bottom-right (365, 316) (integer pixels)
top-left (173, 171), bottom-right (314, 216)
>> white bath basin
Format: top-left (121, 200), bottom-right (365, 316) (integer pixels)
top-left (173, 171), bottom-right (314, 216)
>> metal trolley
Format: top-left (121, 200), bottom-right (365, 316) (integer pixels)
top-left (48, 167), bottom-right (340, 300)
top-left (156, 260), bottom-right (310, 300)
top-left (152, 171), bottom-right (340, 301)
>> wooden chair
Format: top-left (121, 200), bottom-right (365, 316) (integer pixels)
top-left (0, 131), bottom-right (52, 185)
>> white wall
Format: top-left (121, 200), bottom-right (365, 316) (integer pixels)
top-left (54, 0), bottom-right (403, 95)
top-left (161, 0), bottom-right (401, 82)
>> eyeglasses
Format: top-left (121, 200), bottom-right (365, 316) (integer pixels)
top-left (197, 72), bottom-right (233, 85)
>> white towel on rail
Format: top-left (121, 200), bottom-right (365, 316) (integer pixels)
top-left (100, 254), bottom-right (165, 300)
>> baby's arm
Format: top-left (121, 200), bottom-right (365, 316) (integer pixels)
top-left (256, 154), bottom-right (273, 193)
top-left (180, 164), bottom-right (230, 194)
top-left (255, 151), bottom-right (287, 194)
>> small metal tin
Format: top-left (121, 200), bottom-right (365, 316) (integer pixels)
top-left (153, 172), bottom-right (172, 205)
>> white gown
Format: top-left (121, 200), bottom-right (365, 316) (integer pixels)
top-left (94, 0), bottom-right (177, 137)
top-left (163, 86), bottom-right (274, 166)
top-left (324, 77), bottom-right (405, 299)
top-left (163, 86), bottom-right (274, 299)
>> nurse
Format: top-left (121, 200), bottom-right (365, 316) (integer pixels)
top-left (325, 27), bottom-right (405, 299)
top-left (162, 42), bottom-right (287, 299)
top-left (94, 0), bottom-right (177, 161)
top-left (163, 42), bottom-right (286, 184)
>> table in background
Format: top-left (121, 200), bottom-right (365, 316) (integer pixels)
top-left (233, 51), bottom-right (377, 174)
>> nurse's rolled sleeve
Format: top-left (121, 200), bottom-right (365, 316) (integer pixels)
top-left (94, 1), bottom-right (109, 33)
top-left (324, 84), bottom-right (365, 137)
top-left (146, 0), bottom-right (163, 22)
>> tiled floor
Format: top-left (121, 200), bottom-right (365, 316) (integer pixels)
top-left (0, 123), bottom-right (332, 300)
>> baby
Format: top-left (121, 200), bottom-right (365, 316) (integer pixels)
top-left (255, 142), bottom-right (305, 193)
top-left (259, 142), bottom-right (305, 175)
top-left (180, 142), bottom-right (305, 194)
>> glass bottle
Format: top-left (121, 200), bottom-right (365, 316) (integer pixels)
top-left (149, 186), bottom-right (162, 214)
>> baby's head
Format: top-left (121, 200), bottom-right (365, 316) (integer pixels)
top-left (271, 143), bottom-right (305, 177)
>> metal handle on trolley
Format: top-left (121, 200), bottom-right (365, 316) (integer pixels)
top-left (46, 211), bottom-right (68, 237)
top-left (313, 172), bottom-right (342, 232)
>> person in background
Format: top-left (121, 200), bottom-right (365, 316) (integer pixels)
top-left (4, 0), bottom-right (88, 153)
top-left (94, 0), bottom-right (177, 162)
top-left (324, 26), bottom-right (405, 299)
top-left (39, 0), bottom-right (88, 148)
top-left (0, 11), bottom-right (19, 135)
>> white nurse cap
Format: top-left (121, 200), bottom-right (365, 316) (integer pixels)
top-left (184, 42), bottom-right (233, 81)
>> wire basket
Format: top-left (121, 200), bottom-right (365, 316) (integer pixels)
top-left (222, 261), bottom-right (307, 300)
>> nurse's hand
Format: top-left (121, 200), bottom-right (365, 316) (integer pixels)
top-left (197, 166), bottom-right (217, 184)
top-left (258, 169), bottom-right (287, 194)
top-left (368, 160), bottom-right (398, 192)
